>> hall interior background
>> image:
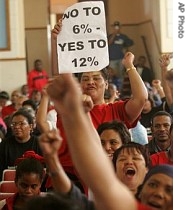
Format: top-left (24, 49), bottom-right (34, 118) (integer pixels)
top-left (0, 0), bottom-right (173, 94)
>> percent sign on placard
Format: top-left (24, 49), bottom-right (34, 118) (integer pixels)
top-left (72, 56), bottom-right (99, 67)
top-left (73, 24), bottom-right (92, 34)
top-left (87, 57), bottom-right (98, 66)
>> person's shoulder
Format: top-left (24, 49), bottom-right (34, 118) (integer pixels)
top-left (2, 104), bottom-right (13, 110)
top-left (151, 151), bottom-right (166, 157)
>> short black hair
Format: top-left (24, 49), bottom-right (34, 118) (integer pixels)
top-left (151, 111), bottom-right (172, 126)
top-left (15, 157), bottom-right (44, 182)
top-left (11, 109), bottom-right (34, 125)
top-left (112, 142), bottom-right (150, 170)
top-left (23, 191), bottom-right (85, 210)
top-left (34, 59), bottom-right (42, 64)
top-left (97, 120), bottom-right (131, 145)
top-left (22, 99), bottom-right (37, 111)
top-left (0, 91), bottom-right (10, 100)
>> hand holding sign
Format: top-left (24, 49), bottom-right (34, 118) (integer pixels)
top-left (57, 1), bottom-right (109, 73)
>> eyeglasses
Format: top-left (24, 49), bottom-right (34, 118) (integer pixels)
top-left (10, 121), bottom-right (29, 128)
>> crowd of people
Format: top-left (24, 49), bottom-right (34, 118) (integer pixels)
top-left (0, 18), bottom-right (173, 210)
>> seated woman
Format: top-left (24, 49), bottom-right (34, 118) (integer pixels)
top-left (112, 142), bottom-right (150, 195)
top-left (0, 109), bottom-right (42, 180)
top-left (0, 157), bottom-right (45, 209)
top-left (136, 164), bottom-right (173, 210)
top-left (97, 120), bottom-right (131, 159)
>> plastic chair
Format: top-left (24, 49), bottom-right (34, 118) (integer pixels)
top-left (2, 169), bottom-right (16, 181)
top-left (0, 192), bottom-right (14, 200)
top-left (0, 181), bottom-right (17, 193)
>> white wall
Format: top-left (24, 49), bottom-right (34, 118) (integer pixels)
top-left (0, 0), bottom-right (173, 94)
top-left (0, 0), bottom-right (27, 94)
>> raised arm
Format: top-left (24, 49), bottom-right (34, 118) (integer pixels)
top-left (123, 52), bottom-right (148, 123)
top-left (36, 86), bottom-right (52, 133)
top-left (152, 79), bottom-right (165, 99)
top-left (51, 19), bottom-right (62, 76)
top-left (46, 74), bottom-right (136, 210)
top-left (38, 129), bottom-right (72, 193)
top-left (159, 54), bottom-right (173, 108)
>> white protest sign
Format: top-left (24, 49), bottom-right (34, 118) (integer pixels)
top-left (57, 1), bottom-right (109, 73)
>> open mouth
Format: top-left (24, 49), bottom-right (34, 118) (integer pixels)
top-left (125, 168), bottom-right (136, 176)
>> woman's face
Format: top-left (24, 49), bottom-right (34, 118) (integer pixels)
top-left (100, 129), bottom-right (123, 159)
top-left (80, 71), bottom-right (107, 104)
top-left (15, 173), bottom-right (42, 201)
top-left (115, 148), bottom-right (148, 194)
top-left (11, 115), bottom-right (33, 141)
top-left (139, 173), bottom-right (173, 210)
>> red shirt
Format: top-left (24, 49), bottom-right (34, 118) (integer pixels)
top-left (45, 100), bottom-right (139, 188)
top-left (27, 69), bottom-right (48, 97)
top-left (150, 151), bottom-right (173, 166)
top-left (1, 104), bottom-right (16, 119)
top-left (137, 201), bottom-right (152, 210)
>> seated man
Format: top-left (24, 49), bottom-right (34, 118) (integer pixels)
top-left (148, 111), bottom-right (172, 155)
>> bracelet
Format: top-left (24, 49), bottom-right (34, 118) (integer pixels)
top-left (126, 66), bottom-right (136, 73)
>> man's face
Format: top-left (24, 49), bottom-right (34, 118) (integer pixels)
top-left (35, 61), bottom-right (43, 71)
top-left (151, 115), bottom-right (172, 145)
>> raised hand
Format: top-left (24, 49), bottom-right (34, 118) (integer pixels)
top-left (152, 79), bottom-right (162, 89)
top-left (38, 129), bottom-right (63, 157)
top-left (46, 74), bottom-right (83, 117)
top-left (122, 52), bottom-right (135, 69)
top-left (51, 18), bottom-right (62, 40)
top-left (82, 94), bottom-right (94, 113)
top-left (159, 54), bottom-right (172, 69)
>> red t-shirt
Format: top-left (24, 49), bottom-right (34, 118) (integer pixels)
top-left (150, 151), bottom-right (173, 166)
top-left (27, 69), bottom-right (48, 97)
top-left (1, 104), bottom-right (16, 119)
top-left (137, 201), bottom-right (152, 210)
top-left (45, 100), bottom-right (139, 188)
